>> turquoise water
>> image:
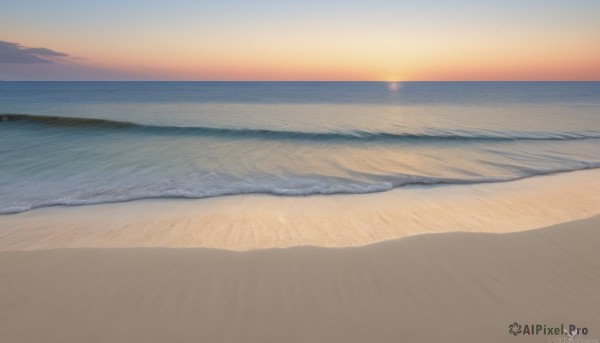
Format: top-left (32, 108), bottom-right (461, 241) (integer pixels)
top-left (0, 81), bottom-right (599, 213)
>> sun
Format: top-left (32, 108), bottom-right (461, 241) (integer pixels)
top-left (387, 81), bottom-right (400, 91)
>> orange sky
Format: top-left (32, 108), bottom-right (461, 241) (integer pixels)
top-left (2, 1), bottom-right (600, 80)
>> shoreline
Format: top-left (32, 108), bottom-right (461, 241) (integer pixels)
top-left (1, 215), bottom-right (599, 342)
top-left (1, 168), bottom-right (599, 251)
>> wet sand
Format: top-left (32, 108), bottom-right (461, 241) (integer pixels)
top-left (1, 169), bottom-right (599, 251)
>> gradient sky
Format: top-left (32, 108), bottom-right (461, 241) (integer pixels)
top-left (1, 0), bottom-right (599, 80)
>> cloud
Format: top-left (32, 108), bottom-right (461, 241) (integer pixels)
top-left (0, 40), bottom-right (69, 63)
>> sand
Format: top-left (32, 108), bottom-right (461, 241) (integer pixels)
top-left (1, 169), bottom-right (599, 342)
top-left (0, 215), bottom-right (599, 342)
top-left (1, 169), bottom-right (599, 250)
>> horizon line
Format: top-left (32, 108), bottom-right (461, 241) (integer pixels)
top-left (1, 80), bottom-right (599, 82)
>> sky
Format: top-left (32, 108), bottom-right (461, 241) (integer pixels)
top-left (1, 0), bottom-right (599, 81)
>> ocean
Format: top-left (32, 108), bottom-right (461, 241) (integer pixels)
top-left (0, 81), bottom-right (599, 214)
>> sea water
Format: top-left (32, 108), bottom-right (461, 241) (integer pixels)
top-left (0, 81), bottom-right (599, 213)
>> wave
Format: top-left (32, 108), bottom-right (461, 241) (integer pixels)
top-left (3, 113), bottom-right (600, 142)
top-left (1, 164), bottom-right (599, 214)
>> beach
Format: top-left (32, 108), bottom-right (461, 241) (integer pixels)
top-left (1, 0), bottom-right (599, 339)
top-left (1, 215), bottom-right (599, 342)
top-left (1, 168), bottom-right (600, 342)
top-left (1, 81), bottom-right (599, 342)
